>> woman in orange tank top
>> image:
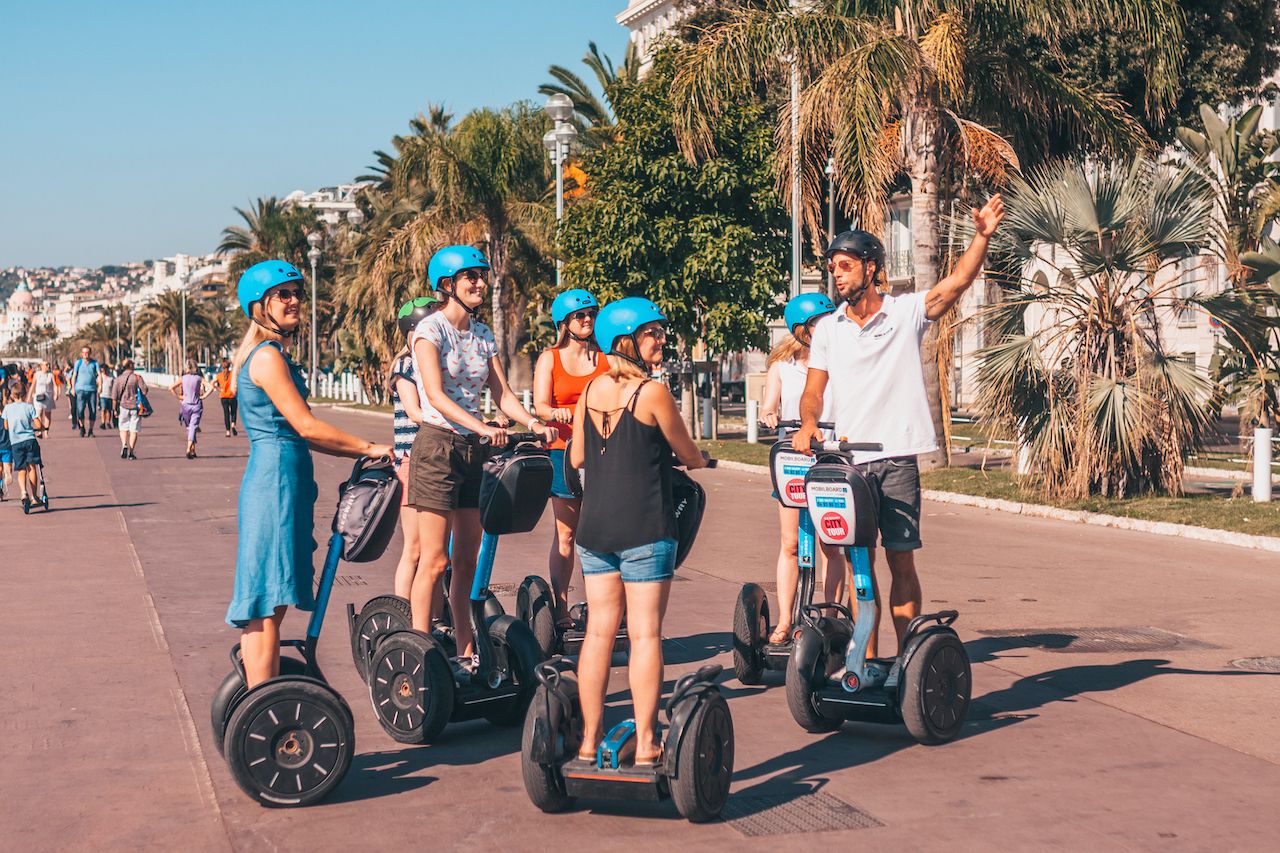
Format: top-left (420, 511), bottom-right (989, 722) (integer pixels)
top-left (533, 289), bottom-right (610, 628)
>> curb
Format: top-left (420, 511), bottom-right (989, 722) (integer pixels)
top-left (707, 459), bottom-right (1280, 554)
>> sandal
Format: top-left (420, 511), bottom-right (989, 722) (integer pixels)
top-left (768, 624), bottom-right (793, 645)
top-left (634, 744), bottom-right (664, 767)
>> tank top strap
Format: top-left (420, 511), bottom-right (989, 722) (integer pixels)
top-left (550, 346), bottom-right (565, 375)
top-left (625, 379), bottom-right (649, 413)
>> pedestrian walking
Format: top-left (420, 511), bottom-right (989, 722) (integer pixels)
top-left (214, 358), bottom-right (238, 436)
top-left (792, 195), bottom-right (1006, 657)
top-left (2, 377), bottom-right (47, 514)
top-left (170, 358), bottom-right (215, 459)
top-left (70, 346), bottom-right (100, 437)
top-left (567, 297), bottom-right (708, 765)
top-left (532, 288), bottom-right (610, 628)
top-left (31, 360), bottom-right (58, 438)
top-left (225, 260), bottom-right (392, 688)
top-left (111, 358), bottom-right (149, 460)
top-left (409, 245), bottom-right (556, 676)
top-left (98, 362), bottom-right (117, 431)
top-left (0, 380), bottom-right (14, 501)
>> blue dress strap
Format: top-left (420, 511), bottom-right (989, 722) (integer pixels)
top-left (241, 339), bottom-right (283, 372)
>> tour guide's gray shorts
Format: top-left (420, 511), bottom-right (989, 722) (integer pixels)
top-left (856, 455), bottom-right (922, 551)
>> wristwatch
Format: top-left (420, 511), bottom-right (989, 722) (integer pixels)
top-left (528, 417), bottom-right (544, 430)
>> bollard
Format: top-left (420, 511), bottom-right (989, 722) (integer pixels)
top-left (522, 389), bottom-right (532, 411)
top-left (701, 396), bottom-right (713, 441)
top-left (482, 388), bottom-right (492, 415)
top-left (746, 400), bottom-right (759, 444)
top-left (1255, 427), bottom-right (1274, 503)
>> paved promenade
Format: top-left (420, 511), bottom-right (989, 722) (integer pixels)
top-left (4, 394), bottom-right (1280, 852)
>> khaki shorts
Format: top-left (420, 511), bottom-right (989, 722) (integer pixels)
top-left (408, 423), bottom-right (490, 512)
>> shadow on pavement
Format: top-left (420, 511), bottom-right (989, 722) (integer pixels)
top-left (662, 631), bottom-right (732, 665)
top-left (44, 501), bottom-right (156, 513)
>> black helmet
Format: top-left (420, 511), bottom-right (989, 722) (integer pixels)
top-left (825, 229), bottom-right (885, 264)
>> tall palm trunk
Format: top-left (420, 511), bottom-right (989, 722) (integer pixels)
top-left (487, 225), bottom-right (508, 372)
top-left (904, 103), bottom-right (949, 469)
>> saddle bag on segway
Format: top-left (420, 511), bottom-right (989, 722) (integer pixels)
top-left (672, 467), bottom-right (707, 567)
top-left (480, 444), bottom-right (553, 535)
top-left (563, 439), bottom-right (584, 499)
top-left (769, 442), bottom-right (817, 508)
top-left (803, 459), bottom-right (878, 548)
top-left (333, 457), bottom-right (402, 562)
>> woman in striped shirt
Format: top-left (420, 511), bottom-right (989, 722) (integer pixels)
top-left (389, 296), bottom-right (440, 599)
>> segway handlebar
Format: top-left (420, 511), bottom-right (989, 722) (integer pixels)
top-left (809, 439), bottom-right (884, 453)
top-left (765, 419), bottom-right (835, 431)
top-left (475, 431), bottom-right (546, 448)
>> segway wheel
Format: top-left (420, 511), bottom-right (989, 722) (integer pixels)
top-left (901, 632), bottom-right (971, 745)
top-left (368, 631), bottom-right (454, 744)
top-left (223, 677), bottom-right (354, 807)
top-left (483, 592), bottom-right (506, 620)
top-left (670, 692), bottom-right (735, 823)
top-left (517, 575), bottom-right (557, 658)
top-left (481, 615), bottom-right (544, 727)
top-left (521, 678), bottom-right (581, 813)
top-left (784, 627), bottom-right (841, 733)
top-left (349, 595), bottom-right (412, 682)
top-left (210, 657), bottom-right (308, 757)
top-left (732, 583), bottom-right (769, 685)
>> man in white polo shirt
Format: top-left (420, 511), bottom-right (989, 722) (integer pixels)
top-left (792, 194), bottom-right (1005, 656)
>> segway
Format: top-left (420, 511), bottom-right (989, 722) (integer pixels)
top-left (210, 456), bottom-right (401, 806)
top-left (347, 554), bottom-right (506, 682)
top-left (785, 439), bottom-right (972, 744)
top-left (732, 420), bottom-right (834, 683)
top-left (522, 659), bottom-right (732, 823)
top-left (365, 434), bottom-right (549, 744)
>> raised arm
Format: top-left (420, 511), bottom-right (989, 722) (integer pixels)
top-left (924, 194), bottom-right (1005, 321)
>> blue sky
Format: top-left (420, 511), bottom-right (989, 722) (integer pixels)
top-left (0, 1), bottom-right (628, 268)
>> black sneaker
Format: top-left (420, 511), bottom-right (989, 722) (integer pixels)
top-left (87, 430), bottom-right (95, 438)
top-left (128, 451), bottom-right (137, 460)
top-left (120, 446), bottom-right (128, 459)
top-left (79, 427), bottom-right (86, 437)
top-left (232, 426), bottom-right (238, 436)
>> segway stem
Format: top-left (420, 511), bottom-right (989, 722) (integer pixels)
top-left (795, 511), bottom-right (815, 627)
top-left (842, 545), bottom-right (880, 691)
top-left (306, 532), bottom-right (345, 645)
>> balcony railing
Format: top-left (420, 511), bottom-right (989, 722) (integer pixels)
top-left (886, 249), bottom-right (913, 281)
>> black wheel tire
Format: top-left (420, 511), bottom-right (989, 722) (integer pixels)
top-left (732, 584), bottom-right (769, 685)
top-left (670, 693), bottom-right (735, 823)
top-left (367, 630), bottom-right (454, 744)
top-left (517, 575), bottom-right (557, 658)
top-left (901, 632), bottom-right (971, 745)
top-left (223, 677), bottom-right (354, 807)
top-left (483, 592), bottom-right (506, 620)
top-left (482, 615), bottom-right (544, 727)
top-left (349, 595), bottom-right (412, 682)
top-left (521, 678), bottom-right (581, 814)
top-left (210, 657), bottom-right (308, 758)
top-left (784, 629), bottom-right (841, 734)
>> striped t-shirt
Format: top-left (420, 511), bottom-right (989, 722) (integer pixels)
top-left (390, 354), bottom-right (418, 459)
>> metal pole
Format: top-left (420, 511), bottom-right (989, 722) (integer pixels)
top-left (827, 155), bottom-right (836, 296)
top-left (555, 141), bottom-right (565, 287)
top-left (180, 285), bottom-right (187, 360)
top-left (1255, 427), bottom-right (1274, 503)
top-left (310, 256), bottom-right (319, 379)
top-left (791, 59), bottom-right (802, 298)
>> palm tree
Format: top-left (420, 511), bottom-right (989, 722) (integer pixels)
top-left (540, 41), bottom-right (639, 149)
top-left (668, 0), bottom-right (1185, 462)
top-left (975, 156), bottom-right (1230, 498)
top-left (135, 291), bottom-right (187, 374)
top-left (217, 196), bottom-right (315, 283)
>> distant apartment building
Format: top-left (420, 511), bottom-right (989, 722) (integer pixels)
top-left (284, 183), bottom-right (373, 225)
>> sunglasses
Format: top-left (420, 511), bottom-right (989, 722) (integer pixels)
top-left (567, 308), bottom-right (598, 322)
top-left (638, 326), bottom-right (667, 340)
top-left (826, 259), bottom-right (862, 274)
top-left (269, 288), bottom-right (306, 302)
top-left (454, 268), bottom-right (487, 284)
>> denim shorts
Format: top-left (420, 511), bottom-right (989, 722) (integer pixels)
top-left (577, 538), bottom-right (677, 583)
top-left (548, 448), bottom-right (575, 499)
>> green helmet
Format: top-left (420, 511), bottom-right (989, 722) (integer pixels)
top-left (397, 295), bottom-right (440, 335)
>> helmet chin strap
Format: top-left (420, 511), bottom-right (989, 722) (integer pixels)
top-left (613, 332), bottom-right (650, 373)
top-left (251, 311), bottom-right (297, 340)
top-left (842, 259), bottom-right (878, 307)
top-left (568, 331), bottom-right (593, 344)
top-left (442, 283), bottom-right (480, 317)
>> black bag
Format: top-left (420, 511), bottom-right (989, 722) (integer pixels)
top-left (803, 459), bottom-right (879, 548)
top-left (672, 467), bottom-right (706, 567)
top-left (333, 457), bottom-right (402, 562)
top-left (562, 439), bottom-right (584, 499)
top-left (479, 445), bottom-right (553, 535)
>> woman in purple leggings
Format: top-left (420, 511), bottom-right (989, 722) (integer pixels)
top-left (170, 359), bottom-right (215, 459)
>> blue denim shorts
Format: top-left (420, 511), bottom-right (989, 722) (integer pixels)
top-left (548, 448), bottom-right (575, 499)
top-left (577, 538), bottom-right (677, 583)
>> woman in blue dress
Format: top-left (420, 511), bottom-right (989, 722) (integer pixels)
top-left (225, 261), bottom-right (393, 688)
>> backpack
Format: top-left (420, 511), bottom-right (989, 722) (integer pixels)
top-left (333, 457), bottom-right (402, 562)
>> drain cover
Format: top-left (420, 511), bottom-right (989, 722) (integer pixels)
top-left (979, 627), bottom-right (1212, 653)
top-left (1231, 657), bottom-right (1280, 672)
top-left (723, 792), bottom-right (882, 837)
top-left (334, 575), bottom-right (367, 587)
top-left (487, 583), bottom-right (518, 596)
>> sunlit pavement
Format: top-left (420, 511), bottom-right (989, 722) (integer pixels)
top-left (5, 394), bottom-right (1279, 852)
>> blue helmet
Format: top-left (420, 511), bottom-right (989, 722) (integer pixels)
top-left (595, 297), bottom-right (666, 354)
top-left (551, 288), bottom-right (599, 324)
top-left (427, 245), bottom-right (489, 291)
top-left (783, 292), bottom-right (836, 335)
top-left (237, 260), bottom-right (304, 317)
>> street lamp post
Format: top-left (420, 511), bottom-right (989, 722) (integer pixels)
top-left (543, 93), bottom-right (578, 287)
top-left (790, 54), bottom-right (801, 299)
top-left (307, 231), bottom-right (323, 381)
top-left (180, 273), bottom-right (189, 369)
top-left (825, 155), bottom-right (836, 296)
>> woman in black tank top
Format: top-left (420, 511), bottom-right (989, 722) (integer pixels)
top-left (568, 298), bottom-right (707, 765)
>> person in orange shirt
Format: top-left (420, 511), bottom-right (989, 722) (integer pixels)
top-left (214, 358), bottom-right (238, 436)
top-left (532, 289), bottom-right (610, 629)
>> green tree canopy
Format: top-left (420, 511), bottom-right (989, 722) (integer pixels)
top-left (559, 49), bottom-right (788, 354)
